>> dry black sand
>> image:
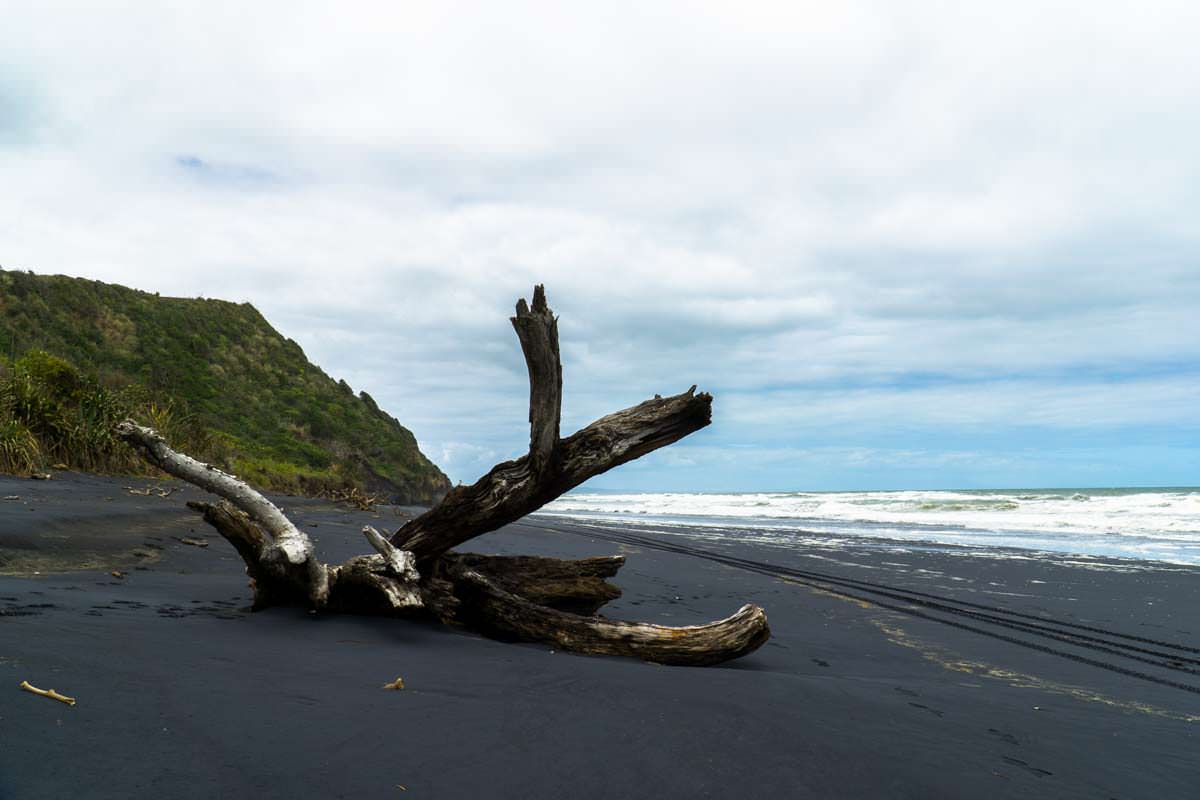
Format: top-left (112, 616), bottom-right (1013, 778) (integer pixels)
top-left (2, 473), bottom-right (1198, 798)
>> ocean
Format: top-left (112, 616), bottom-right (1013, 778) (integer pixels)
top-left (537, 487), bottom-right (1200, 566)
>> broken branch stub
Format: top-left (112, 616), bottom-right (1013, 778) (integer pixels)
top-left (362, 525), bottom-right (419, 581)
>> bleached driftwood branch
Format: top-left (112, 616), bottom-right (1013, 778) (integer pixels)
top-left (117, 421), bottom-right (332, 608)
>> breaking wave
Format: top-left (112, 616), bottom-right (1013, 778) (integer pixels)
top-left (538, 488), bottom-right (1200, 565)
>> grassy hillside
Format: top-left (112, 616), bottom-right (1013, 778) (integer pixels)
top-left (0, 269), bottom-right (450, 503)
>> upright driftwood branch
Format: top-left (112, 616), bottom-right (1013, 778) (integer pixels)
top-left (511, 284), bottom-right (562, 475)
top-left (117, 285), bottom-right (770, 666)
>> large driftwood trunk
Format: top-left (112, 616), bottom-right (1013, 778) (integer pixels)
top-left (117, 286), bottom-right (769, 666)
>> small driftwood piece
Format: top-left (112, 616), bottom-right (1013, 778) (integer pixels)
top-left (117, 286), bottom-right (769, 666)
top-left (324, 486), bottom-right (383, 510)
top-left (127, 486), bottom-right (175, 497)
top-left (176, 536), bottom-right (209, 548)
top-left (20, 680), bottom-right (76, 706)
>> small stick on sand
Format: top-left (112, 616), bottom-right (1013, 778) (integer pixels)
top-left (19, 680), bottom-right (77, 706)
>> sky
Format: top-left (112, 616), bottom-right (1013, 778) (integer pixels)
top-left (1, 1), bottom-right (1198, 491)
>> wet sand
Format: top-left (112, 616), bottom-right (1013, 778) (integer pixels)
top-left (2, 473), bottom-right (1198, 798)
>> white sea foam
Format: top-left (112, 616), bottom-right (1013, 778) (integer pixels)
top-left (537, 488), bottom-right (1200, 565)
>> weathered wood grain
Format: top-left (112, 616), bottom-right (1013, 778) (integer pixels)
top-left (512, 284), bottom-right (562, 476)
top-left (451, 568), bottom-right (771, 666)
top-left (441, 553), bottom-right (625, 616)
top-left (118, 420), bottom-right (330, 607)
top-left (393, 387), bottom-right (711, 564)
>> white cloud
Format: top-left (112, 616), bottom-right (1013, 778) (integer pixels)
top-left (2, 1), bottom-right (1198, 487)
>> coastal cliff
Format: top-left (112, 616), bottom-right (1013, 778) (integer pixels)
top-left (0, 268), bottom-right (450, 503)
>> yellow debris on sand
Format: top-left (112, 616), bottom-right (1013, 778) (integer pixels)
top-left (20, 680), bottom-right (76, 706)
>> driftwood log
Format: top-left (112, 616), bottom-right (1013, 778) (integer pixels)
top-left (116, 286), bottom-right (769, 666)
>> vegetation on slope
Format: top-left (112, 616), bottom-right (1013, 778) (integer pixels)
top-left (0, 349), bottom-right (213, 475)
top-left (0, 269), bottom-right (450, 503)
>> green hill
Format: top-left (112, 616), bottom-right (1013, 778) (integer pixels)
top-left (0, 268), bottom-right (450, 503)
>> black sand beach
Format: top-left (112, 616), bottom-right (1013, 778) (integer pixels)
top-left (2, 473), bottom-right (1198, 798)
